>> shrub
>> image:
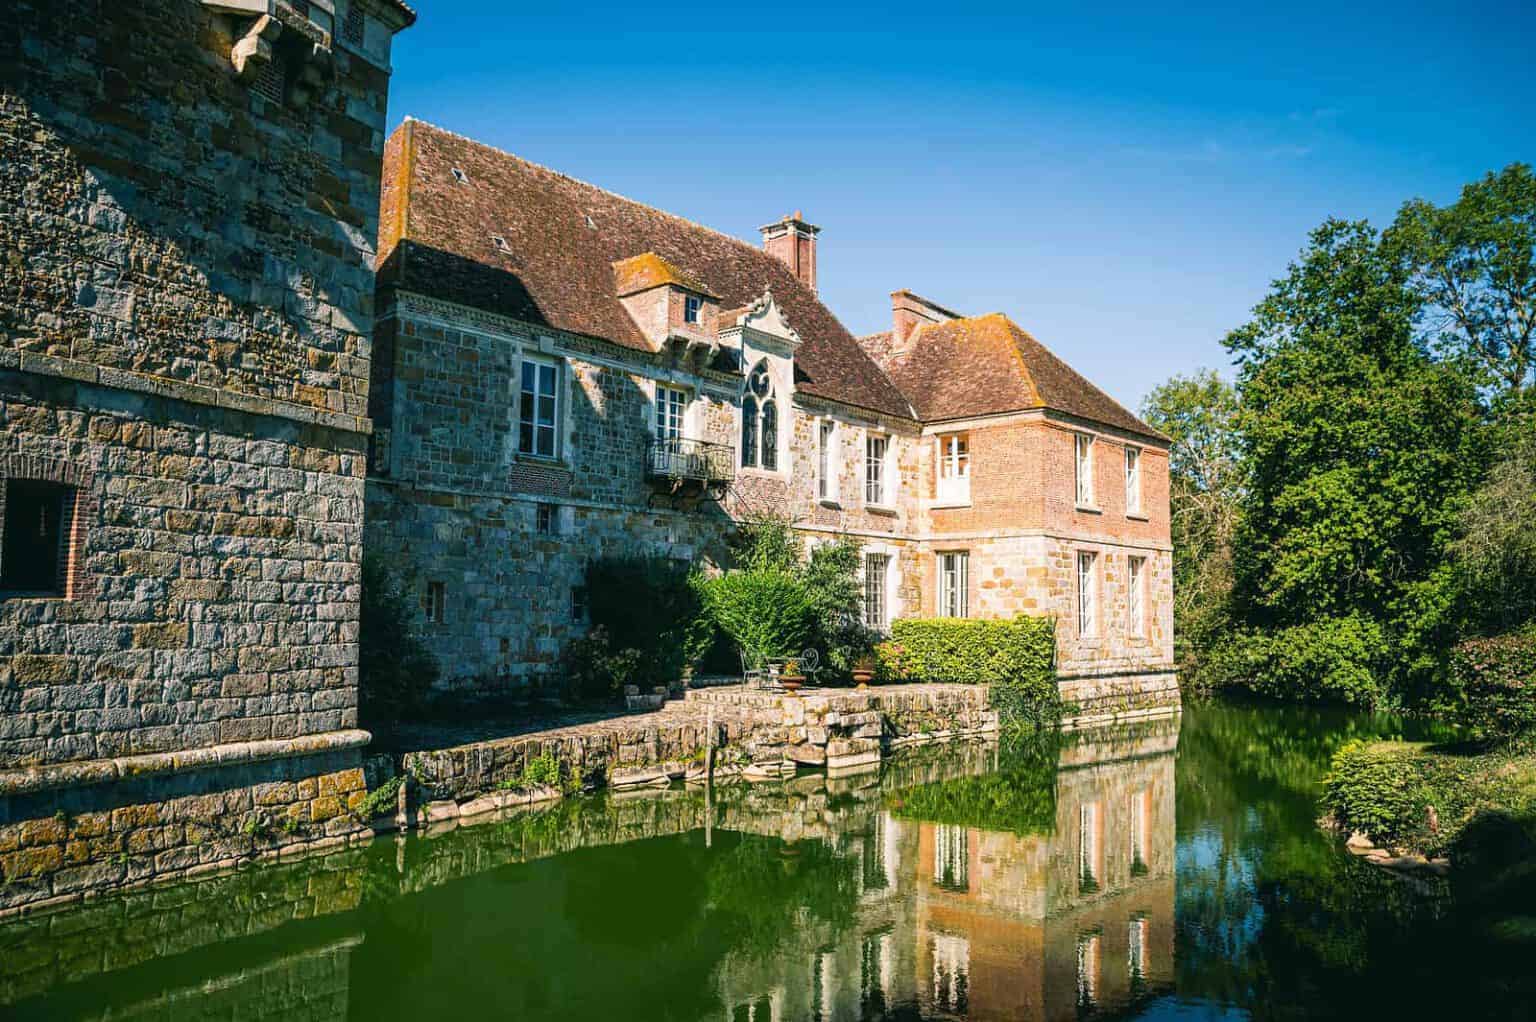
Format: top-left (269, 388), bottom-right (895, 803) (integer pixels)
top-left (586, 557), bottom-right (711, 687)
top-left (1320, 741), bottom-right (1430, 846)
top-left (561, 625), bottom-right (644, 703)
top-left (1447, 628), bottom-right (1536, 744)
top-left (697, 569), bottom-right (813, 668)
top-left (801, 537), bottom-right (872, 677)
top-left (877, 616), bottom-right (1055, 686)
top-left (359, 554), bottom-right (439, 736)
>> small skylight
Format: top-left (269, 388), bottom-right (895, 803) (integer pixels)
top-left (585, 214), bottom-right (597, 230)
top-left (491, 235), bottom-right (510, 253)
top-left (451, 168), bottom-right (469, 185)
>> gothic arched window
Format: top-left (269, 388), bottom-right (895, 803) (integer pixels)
top-left (740, 360), bottom-right (779, 470)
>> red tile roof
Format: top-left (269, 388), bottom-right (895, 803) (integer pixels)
top-left (612, 252), bottom-right (717, 299)
top-left (865, 314), bottom-right (1168, 441)
top-left (377, 119), bottom-right (915, 419)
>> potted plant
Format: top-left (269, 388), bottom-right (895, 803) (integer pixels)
top-left (779, 658), bottom-right (805, 696)
top-left (851, 654), bottom-right (876, 689)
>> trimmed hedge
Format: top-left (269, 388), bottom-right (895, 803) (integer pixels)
top-left (1448, 629), bottom-right (1536, 744)
top-left (877, 615), bottom-right (1061, 732)
top-left (876, 615), bottom-right (1055, 686)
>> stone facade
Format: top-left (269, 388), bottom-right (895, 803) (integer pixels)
top-left (0, 0), bottom-right (412, 912)
top-left (368, 120), bottom-right (1175, 702)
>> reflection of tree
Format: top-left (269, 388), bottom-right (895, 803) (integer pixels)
top-left (1175, 702), bottom-right (1536, 1019)
top-left (704, 834), bottom-right (862, 959)
top-left (883, 742), bottom-right (1058, 836)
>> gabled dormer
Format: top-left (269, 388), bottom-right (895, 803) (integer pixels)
top-left (613, 252), bottom-right (719, 352)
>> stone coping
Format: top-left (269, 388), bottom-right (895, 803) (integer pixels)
top-left (2, 349), bottom-right (372, 435)
top-left (0, 730), bottom-right (372, 798)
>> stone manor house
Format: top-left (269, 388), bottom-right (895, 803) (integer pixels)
top-left (368, 120), bottom-right (1176, 712)
top-left (0, 0), bottom-right (1169, 913)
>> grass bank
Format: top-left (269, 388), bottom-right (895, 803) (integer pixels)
top-left (1321, 740), bottom-right (1536, 862)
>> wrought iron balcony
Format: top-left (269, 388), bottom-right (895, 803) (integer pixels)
top-left (646, 437), bottom-right (735, 486)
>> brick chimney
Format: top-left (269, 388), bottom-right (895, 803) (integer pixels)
top-left (760, 211), bottom-right (820, 292)
top-left (891, 289), bottom-right (959, 351)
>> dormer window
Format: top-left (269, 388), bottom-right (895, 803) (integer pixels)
top-left (684, 295), bottom-right (702, 324)
top-left (452, 167), bottom-right (469, 185)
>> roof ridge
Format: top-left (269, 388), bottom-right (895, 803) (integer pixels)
top-left (399, 117), bottom-right (775, 260)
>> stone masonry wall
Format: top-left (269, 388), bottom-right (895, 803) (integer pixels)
top-left (1, 0), bottom-right (404, 424)
top-left (0, 375), bottom-right (367, 770)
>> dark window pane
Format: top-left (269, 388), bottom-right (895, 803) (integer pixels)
top-left (741, 398), bottom-right (758, 467)
top-left (761, 400), bottom-right (778, 470)
top-left (2, 480), bottom-right (68, 594)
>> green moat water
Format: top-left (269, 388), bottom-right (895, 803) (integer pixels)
top-left (3, 702), bottom-right (1534, 1020)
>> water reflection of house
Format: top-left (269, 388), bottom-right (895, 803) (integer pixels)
top-left (713, 720), bottom-right (1177, 1021)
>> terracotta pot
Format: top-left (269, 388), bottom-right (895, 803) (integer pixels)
top-left (780, 675), bottom-right (804, 695)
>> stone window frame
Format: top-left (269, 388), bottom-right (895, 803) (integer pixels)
top-left (1127, 553), bottom-right (1147, 638)
top-left (1076, 548), bottom-right (1100, 638)
top-left (816, 417), bottom-right (840, 506)
top-left (936, 549), bottom-right (969, 618)
top-left (864, 431), bottom-right (893, 509)
top-left (0, 454), bottom-right (96, 602)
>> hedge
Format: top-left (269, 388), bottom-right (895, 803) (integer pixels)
top-left (876, 615), bottom-right (1055, 686)
top-left (1448, 628), bottom-right (1536, 744)
top-left (877, 615), bottom-right (1062, 732)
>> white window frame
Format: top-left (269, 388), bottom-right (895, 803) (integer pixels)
top-left (1077, 550), bottom-right (1098, 637)
top-left (1125, 445), bottom-right (1142, 515)
top-left (935, 432), bottom-right (970, 506)
top-left (865, 432), bottom-right (891, 508)
top-left (423, 580), bottom-right (446, 624)
top-left (817, 418), bottom-right (840, 504)
top-left (683, 294), bottom-right (702, 324)
top-left (863, 551), bottom-right (890, 631)
top-left (655, 383), bottom-right (688, 443)
top-left (1127, 555), bottom-right (1146, 636)
top-left (1075, 433), bottom-right (1095, 508)
top-left (938, 551), bottom-right (969, 618)
top-left (518, 354), bottom-right (561, 460)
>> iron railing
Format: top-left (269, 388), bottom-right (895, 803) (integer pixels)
top-left (646, 437), bottom-right (735, 484)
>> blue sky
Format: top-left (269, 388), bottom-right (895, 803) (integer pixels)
top-left (386, 2), bottom-right (1535, 413)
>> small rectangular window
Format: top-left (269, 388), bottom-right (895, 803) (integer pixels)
top-left (423, 581), bottom-right (446, 624)
top-left (938, 551), bottom-right (968, 618)
top-left (655, 385), bottom-right (687, 442)
top-left (536, 503), bottom-right (557, 534)
top-left (571, 585), bottom-right (589, 622)
top-left (865, 433), bottom-right (888, 506)
top-left (1, 479), bottom-right (75, 597)
top-left (863, 552), bottom-right (889, 631)
top-left (1125, 446), bottom-right (1142, 514)
top-left (518, 357), bottom-right (560, 459)
top-left (936, 432), bottom-right (970, 505)
top-left (1075, 433), bottom-right (1094, 507)
top-left (684, 295), bottom-right (702, 324)
top-left (1077, 551), bottom-right (1098, 636)
top-left (1128, 555), bottom-right (1146, 635)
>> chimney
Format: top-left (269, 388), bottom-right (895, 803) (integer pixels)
top-left (891, 289), bottom-right (959, 350)
top-left (760, 211), bottom-right (820, 292)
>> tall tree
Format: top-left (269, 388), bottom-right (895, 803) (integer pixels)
top-left (1141, 370), bottom-right (1241, 683)
top-left (1221, 220), bottom-right (1484, 704)
top-left (1389, 163), bottom-right (1536, 403)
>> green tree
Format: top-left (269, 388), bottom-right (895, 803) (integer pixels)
top-left (1221, 220), bottom-right (1484, 704)
top-left (1449, 419), bottom-right (1536, 633)
top-left (1388, 163), bottom-right (1536, 403)
top-left (1141, 370), bottom-right (1241, 686)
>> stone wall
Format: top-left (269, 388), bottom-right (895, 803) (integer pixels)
top-left (0, 0), bottom-right (408, 913)
top-left (1, 0), bottom-right (406, 423)
top-left (0, 735), bottom-right (370, 916)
